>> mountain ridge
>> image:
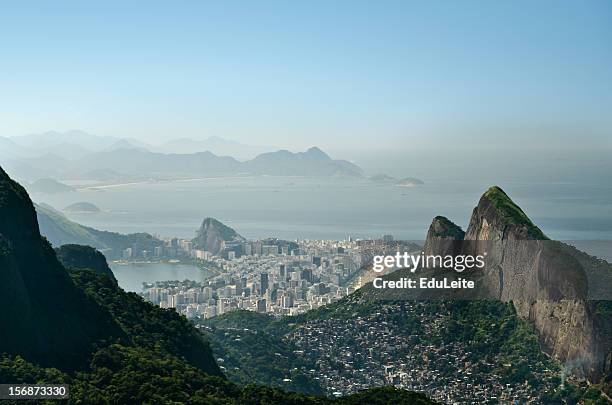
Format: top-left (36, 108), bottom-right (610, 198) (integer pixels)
top-left (74, 146), bottom-right (364, 178)
top-left (55, 244), bottom-right (117, 283)
top-left (0, 163), bottom-right (222, 376)
top-left (35, 203), bottom-right (163, 259)
top-left (0, 166), bottom-right (124, 370)
top-left (4, 131), bottom-right (365, 180)
top-left (424, 186), bottom-right (612, 382)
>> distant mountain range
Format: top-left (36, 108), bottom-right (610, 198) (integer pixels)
top-left (64, 146), bottom-right (362, 178)
top-left (156, 136), bottom-right (270, 159)
top-left (7, 130), bottom-right (148, 158)
top-left (1, 130), bottom-right (364, 181)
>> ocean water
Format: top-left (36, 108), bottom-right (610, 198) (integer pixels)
top-left (32, 176), bottom-right (612, 242)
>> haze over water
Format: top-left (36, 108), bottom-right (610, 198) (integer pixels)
top-left (33, 176), bottom-right (612, 242)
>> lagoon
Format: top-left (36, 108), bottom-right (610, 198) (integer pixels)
top-left (110, 262), bottom-right (213, 292)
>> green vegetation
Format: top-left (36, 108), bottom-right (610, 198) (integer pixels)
top-left (56, 244), bottom-right (117, 282)
top-left (335, 387), bottom-right (435, 405)
top-left (86, 228), bottom-right (162, 259)
top-left (203, 303), bottom-right (422, 396)
top-left (68, 268), bottom-right (221, 376)
top-left (204, 297), bottom-right (609, 402)
top-left (482, 186), bottom-right (547, 239)
top-left (0, 168), bottom-right (123, 371)
top-left (540, 381), bottom-right (611, 405)
top-left (5, 166), bottom-right (606, 403)
top-left (2, 167), bottom-right (436, 404)
top-left (431, 216), bottom-right (465, 239)
top-left (595, 301), bottom-right (612, 317)
top-left (437, 301), bottom-right (556, 385)
top-left (203, 311), bottom-right (323, 393)
top-left (0, 347), bottom-right (325, 405)
top-left (35, 202), bottom-right (163, 259)
top-left (36, 202), bottom-right (102, 246)
top-left (0, 255), bottom-right (436, 404)
top-left (1, 346), bottom-right (437, 404)
top-left (206, 326), bottom-right (324, 395)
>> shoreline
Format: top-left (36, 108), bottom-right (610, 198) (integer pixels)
top-left (73, 175), bottom-right (362, 190)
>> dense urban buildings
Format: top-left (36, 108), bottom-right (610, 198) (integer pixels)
top-left (133, 236), bottom-right (417, 319)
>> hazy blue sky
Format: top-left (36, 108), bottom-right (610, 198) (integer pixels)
top-left (0, 0), bottom-right (610, 150)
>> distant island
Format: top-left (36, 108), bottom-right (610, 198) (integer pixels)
top-left (396, 177), bottom-right (424, 187)
top-left (64, 202), bottom-right (101, 213)
top-left (369, 174), bottom-right (396, 182)
top-left (28, 178), bottom-right (75, 194)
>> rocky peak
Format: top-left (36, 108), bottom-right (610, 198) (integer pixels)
top-left (423, 185), bottom-right (611, 382)
top-left (0, 167), bottom-right (41, 246)
top-left (465, 186), bottom-right (547, 241)
top-left (192, 217), bottom-right (244, 255)
top-left (428, 216), bottom-right (465, 240)
top-left (423, 216), bottom-right (465, 256)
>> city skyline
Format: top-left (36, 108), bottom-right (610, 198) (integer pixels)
top-left (1, 3), bottom-right (610, 403)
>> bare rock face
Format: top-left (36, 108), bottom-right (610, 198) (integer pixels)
top-left (423, 216), bottom-right (465, 257)
top-left (464, 186), bottom-right (547, 242)
top-left (425, 186), bottom-right (612, 382)
top-left (192, 217), bottom-right (244, 255)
